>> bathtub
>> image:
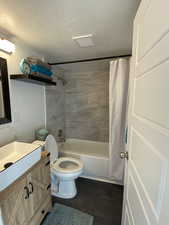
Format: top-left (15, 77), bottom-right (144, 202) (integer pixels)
top-left (59, 138), bottom-right (112, 183)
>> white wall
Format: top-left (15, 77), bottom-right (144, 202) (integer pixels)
top-left (0, 39), bottom-right (46, 146)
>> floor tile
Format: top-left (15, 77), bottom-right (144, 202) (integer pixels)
top-left (52, 178), bottom-right (123, 225)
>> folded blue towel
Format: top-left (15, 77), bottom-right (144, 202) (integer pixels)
top-left (31, 64), bottom-right (52, 76)
top-left (20, 59), bottom-right (53, 76)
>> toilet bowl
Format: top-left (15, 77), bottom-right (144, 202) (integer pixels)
top-left (45, 135), bottom-right (84, 199)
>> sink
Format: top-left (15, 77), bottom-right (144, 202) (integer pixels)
top-left (0, 141), bottom-right (41, 191)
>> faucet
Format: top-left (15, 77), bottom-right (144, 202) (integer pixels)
top-left (57, 129), bottom-right (65, 142)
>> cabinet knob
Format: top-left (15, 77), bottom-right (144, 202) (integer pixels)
top-left (41, 210), bottom-right (45, 214)
top-left (45, 161), bottom-right (50, 166)
top-left (47, 184), bottom-right (51, 190)
top-left (28, 182), bottom-right (34, 194)
top-left (24, 186), bottom-right (29, 199)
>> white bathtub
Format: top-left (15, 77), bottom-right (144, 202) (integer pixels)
top-left (59, 138), bottom-right (112, 183)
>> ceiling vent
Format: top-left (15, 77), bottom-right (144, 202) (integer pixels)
top-left (72, 34), bottom-right (94, 47)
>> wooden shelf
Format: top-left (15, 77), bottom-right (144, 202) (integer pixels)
top-left (10, 74), bottom-right (57, 86)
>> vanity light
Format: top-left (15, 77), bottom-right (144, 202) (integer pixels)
top-left (0, 38), bottom-right (15, 53)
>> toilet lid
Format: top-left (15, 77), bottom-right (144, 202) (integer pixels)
top-left (52, 157), bottom-right (84, 173)
top-left (45, 135), bottom-right (58, 163)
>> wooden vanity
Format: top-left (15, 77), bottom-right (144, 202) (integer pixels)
top-left (0, 151), bottom-right (52, 225)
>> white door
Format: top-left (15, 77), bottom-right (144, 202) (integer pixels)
top-left (122, 0), bottom-right (169, 225)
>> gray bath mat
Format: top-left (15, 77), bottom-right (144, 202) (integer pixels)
top-left (41, 203), bottom-right (94, 225)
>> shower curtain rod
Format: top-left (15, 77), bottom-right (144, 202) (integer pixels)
top-left (48, 54), bottom-right (131, 65)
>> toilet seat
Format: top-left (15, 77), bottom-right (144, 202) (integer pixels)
top-left (52, 157), bottom-right (83, 174)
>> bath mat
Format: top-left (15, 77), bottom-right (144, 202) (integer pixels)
top-left (41, 203), bottom-right (94, 225)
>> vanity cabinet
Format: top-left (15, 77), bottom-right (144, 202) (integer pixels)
top-left (0, 153), bottom-right (52, 225)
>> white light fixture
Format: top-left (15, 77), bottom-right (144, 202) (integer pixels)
top-left (0, 38), bottom-right (15, 53)
top-left (72, 34), bottom-right (94, 47)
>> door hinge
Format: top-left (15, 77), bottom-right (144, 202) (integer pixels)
top-left (125, 127), bottom-right (128, 144)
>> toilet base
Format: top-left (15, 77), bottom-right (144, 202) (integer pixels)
top-left (52, 179), bottom-right (77, 199)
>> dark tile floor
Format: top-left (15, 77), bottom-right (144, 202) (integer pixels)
top-left (52, 178), bottom-right (124, 225)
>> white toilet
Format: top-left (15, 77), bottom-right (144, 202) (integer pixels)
top-left (45, 135), bottom-right (84, 199)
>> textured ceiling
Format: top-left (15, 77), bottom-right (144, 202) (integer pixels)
top-left (0, 0), bottom-right (140, 62)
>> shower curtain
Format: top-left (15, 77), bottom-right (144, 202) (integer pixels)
top-left (109, 58), bottom-right (129, 183)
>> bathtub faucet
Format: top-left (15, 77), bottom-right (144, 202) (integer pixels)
top-left (57, 129), bottom-right (65, 142)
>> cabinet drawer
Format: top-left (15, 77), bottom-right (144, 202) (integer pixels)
top-left (28, 198), bottom-right (52, 225)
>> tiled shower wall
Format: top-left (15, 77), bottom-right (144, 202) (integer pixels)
top-left (64, 70), bottom-right (109, 142)
top-left (46, 69), bottom-right (109, 142)
top-left (46, 79), bottom-right (65, 139)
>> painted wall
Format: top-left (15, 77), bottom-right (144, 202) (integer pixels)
top-left (64, 68), bottom-right (109, 142)
top-left (0, 39), bottom-right (46, 146)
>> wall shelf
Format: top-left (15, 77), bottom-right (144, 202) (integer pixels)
top-left (10, 74), bottom-right (57, 86)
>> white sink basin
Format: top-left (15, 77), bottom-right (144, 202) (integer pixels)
top-left (0, 141), bottom-right (41, 191)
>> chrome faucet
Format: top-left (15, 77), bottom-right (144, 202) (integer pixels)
top-left (57, 129), bottom-right (65, 142)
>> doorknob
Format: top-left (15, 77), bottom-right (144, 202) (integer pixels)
top-left (120, 152), bottom-right (128, 160)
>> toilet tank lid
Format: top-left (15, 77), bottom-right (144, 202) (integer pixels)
top-left (45, 135), bottom-right (58, 162)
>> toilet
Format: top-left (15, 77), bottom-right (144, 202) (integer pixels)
top-left (44, 135), bottom-right (84, 199)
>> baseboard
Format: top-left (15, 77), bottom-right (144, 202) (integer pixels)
top-left (80, 175), bottom-right (123, 186)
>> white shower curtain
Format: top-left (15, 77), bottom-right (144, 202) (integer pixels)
top-left (109, 58), bottom-right (129, 183)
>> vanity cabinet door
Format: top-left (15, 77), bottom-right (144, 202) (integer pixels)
top-left (0, 155), bottom-right (51, 225)
top-left (28, 157), bottom-right (51, 214)
top-left (0, 177), bottom-right (32, 225)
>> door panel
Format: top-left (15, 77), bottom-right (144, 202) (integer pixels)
top-left (29, 159), bottom-right (51, 213)
top-left (136, 32), bottom-right (169, 77)
top-left (130, 128), bottom-right (167, 211)
top-left (122, 0), bottom-right (169, 224)
top-left (138, 0), bottom-right (169, 61)
top-left (127, 174), bottom-right (150, 225)
top-left (134, 63), bottom-right (169, 128)
top-left (124, 207), bottom-right (134, 225)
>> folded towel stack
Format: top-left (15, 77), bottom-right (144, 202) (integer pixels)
top-left (20, 56), bottom-right (53, 80)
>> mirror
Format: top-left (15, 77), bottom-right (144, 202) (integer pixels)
top-left (0, 57), bottom-right (11, 124)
